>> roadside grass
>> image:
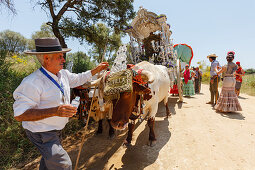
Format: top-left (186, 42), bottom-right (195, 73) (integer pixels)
top-left (201, 71), bottom-right (255, 96)
top-left (241, 74), bottom-right (255, 96)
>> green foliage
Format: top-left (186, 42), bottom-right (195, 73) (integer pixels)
top-left (245, 68), bottom-right (255, 74)
top-left (241, 74), bottom-right (255, 96)
top-left (27, 23), bottom-right (55, 50)
top-left (66, 51), bottom-right (96, 74)
top-left (35, 0), bottom-right (135, 47)
top-left (0, 30), bottom-right (28, 53)
top-left (88, 23), bottom-right (122, 63)
top-left (197, 60), bottom-right (210, 83)
top-left (0, 52), bottom-right (39, 169)
top-left (202, 71), bottom-right (210, 83)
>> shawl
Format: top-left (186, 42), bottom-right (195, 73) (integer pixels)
top-left (183, 69), bottom-right (190, 84)
top-left (235, 67), bottom-right (244, 82)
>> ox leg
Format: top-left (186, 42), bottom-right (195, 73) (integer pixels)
top-left (147, 117), bottom-right (156, 147)
top-left (96, 119), bottom-right (103, 134)
top-left (166, 104), bottom-right (171, 117)
top-left (123, 122), bottom-right (135, 147)
top-left (107, 119), bottom-right (115, 139)
top-left (164, 97), bottom-right (171, 117)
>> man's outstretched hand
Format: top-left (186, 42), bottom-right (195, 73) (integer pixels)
top-left (91, 62), bottom-right (109, 76)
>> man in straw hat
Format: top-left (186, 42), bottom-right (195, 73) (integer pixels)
top-left (206, 54), bottom-right (221, 106)
top-left (13, 38), bottom-right (108, 169)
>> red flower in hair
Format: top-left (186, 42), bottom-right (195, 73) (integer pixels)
top-left (227, 51), bottom-right (235, 55)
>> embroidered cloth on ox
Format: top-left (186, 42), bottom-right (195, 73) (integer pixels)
top-left (104, 69), bottom-right (133, 101)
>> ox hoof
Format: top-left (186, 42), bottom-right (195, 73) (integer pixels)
top-left (147, 140), bottom-right (156, 147)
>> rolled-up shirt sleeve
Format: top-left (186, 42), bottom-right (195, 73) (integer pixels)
top-left (63, 69), bottom-right (92, 88)
top-left (13, 81), bottom-right (41, 117)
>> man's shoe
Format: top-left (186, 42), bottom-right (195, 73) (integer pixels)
top-left (206, 101), bottom-right (213, 104)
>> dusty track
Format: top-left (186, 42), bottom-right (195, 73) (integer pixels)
top-left (22, 84), bottom-right (255, 170)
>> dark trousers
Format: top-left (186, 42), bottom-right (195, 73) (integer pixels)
top-left (25, 129), bottom-right (72, 170)
top-left (209, 77), bottom-right (219, 104)
top-left (194, 79), bottom-right (200, 93)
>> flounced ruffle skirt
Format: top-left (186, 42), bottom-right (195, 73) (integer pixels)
top-left (214, 77), bottom-right (242, 112)
top-left (182, 80), bottom-right (195, 96)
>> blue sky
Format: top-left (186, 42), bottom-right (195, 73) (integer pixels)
top-left (1, 0), bottom-right (255, 69)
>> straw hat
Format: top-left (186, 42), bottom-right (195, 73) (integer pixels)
top-left (207, 54), bottom-right (218, 58)
top-left (24, 38), bottom-right (71, 55)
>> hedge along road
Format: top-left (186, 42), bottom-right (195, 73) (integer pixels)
top-left (22, 84), bottom-right (255, 170)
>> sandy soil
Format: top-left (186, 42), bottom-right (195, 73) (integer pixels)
top-left (21, 84), bottom-right (255, 170)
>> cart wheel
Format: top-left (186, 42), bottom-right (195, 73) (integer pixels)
top-left (176, 59), bottom-right (183, 102)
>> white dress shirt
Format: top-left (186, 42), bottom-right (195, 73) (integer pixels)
top-left (210, 60), bottom-right (221, 77)
top-left (13, 67), bottom-right (92, 132)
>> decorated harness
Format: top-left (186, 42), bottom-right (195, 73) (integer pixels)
top-left (102, 67), bottom-right (150, 122)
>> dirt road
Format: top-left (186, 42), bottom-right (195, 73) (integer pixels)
top-left (23, 84), bottom-right (255, 170)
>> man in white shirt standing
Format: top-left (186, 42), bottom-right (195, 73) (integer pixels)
top-left (206, 54), bottom-right (221, 106)
top-left (13, 38), bottom-right (108, 170)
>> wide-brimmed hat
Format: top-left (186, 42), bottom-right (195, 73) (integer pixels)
top-left (207, 54), bottom-right (218, 58)
top-left (24, 38), bottom-right (71, 55)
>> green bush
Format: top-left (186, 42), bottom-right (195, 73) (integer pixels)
top-left (0, 52), bottom-right (38, 169)
top-left (245, 68), bottom-right (255, 74)
top-left (66, 51), bottom-right (96, 74)
top-left (201, 71), bottom-right (210, 83)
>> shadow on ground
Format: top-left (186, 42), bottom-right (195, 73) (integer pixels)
top-left (117, 99), bottom-right (171, 170)
top-left (22, 99), bottom-right (174, 170)
top-left (219, 112), bottom-right (245, 120)
top-left (238, 96), bottom-right (248, 100)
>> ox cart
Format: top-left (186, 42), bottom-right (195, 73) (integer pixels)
top-left (124, 6), bottom-right (183, 102)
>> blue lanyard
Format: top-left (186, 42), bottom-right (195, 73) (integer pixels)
top-left (39, 67), bottom-right (65, 96)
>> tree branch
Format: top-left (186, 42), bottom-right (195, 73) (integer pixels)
top-left (46, 0), bottom-right (56, 18)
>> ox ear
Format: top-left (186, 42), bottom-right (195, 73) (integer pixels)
top-left (133, 83), bottom-right (151, 95)
top-left (133, 83), bottom-right (152, 101)
top-left (140, 70), bottom-right (154, 83)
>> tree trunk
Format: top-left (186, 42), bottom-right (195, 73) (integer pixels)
top-left (51, 19), bottom-right (67, 48)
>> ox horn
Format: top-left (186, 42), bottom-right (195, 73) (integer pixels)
top-left (82, 77), bottom-right (102, 88)
top-left (82, 71), bottom-right (108, 88)
top-left (140, 70), bottom-right (154, 83)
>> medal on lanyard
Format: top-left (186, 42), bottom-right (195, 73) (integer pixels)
top-left (60, 82), bottom-right (66, 103)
